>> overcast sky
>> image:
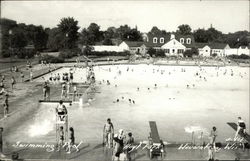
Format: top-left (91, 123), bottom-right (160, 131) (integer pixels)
top-left (1, 0), bottom-right (249, 33)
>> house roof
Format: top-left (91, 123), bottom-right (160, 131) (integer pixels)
top-left (147, 33), bottom-right (171, 47)
top-left (208, 43), bottom-right (228, 49)
top-left (122, 41), bottom-right (146, 47)
top-left (239, 45), bottom-right (248, 49)
top-left (175, 34), bottom-right (195, 42)
top-left (195, 43), bottom-right (208, 48)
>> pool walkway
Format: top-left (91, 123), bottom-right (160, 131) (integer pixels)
top-left (1, 141), bottom-right (250, 161)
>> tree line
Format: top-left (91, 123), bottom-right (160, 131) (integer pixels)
top-left (0, 17), bottom-right (249, 58)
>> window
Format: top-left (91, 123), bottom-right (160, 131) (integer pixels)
top-left (153, 37), bottom-right (158, 43)
top-left (186, 38), bottom-right (191, 44)
top-left (205, 50), bottom-right (208, 52)
top-left (165, 49), bottom-right (170, 53)
top-left (160, 38), bottom-right (164, 43)
top-left (180, 38), bottom-right (184, 44)
top-left (178, 49), bottom-right (184, 53)
top-left (172, 49), bottom-right (175, 53)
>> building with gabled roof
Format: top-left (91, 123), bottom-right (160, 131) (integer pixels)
top-left (195, 43), bottom-right (211, 57)
top-left (208, 42), bottom-right (230, 57)
top-left (119, 41), bottom-right (148, 55)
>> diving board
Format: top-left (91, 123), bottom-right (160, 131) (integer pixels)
top-left (149, 121), bottom-right (161, 144)
top-left (227, 122), bottom-right (250, 143)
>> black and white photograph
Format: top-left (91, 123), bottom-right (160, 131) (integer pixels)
top-left (0, 0), bottom-right (249, 160)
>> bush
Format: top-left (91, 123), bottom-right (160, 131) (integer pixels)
top-left (1, 50), bottom-right (11, 58)
top-left (183, 48), bottom-right (199, 58)
top-left (147, 47), bottom-right (156, 57)
top-left (16, 49), bottom-right (36, 59)
top-left (59, 48), bottom-right (81, 59)
top-left (39, 54), bottom-right (64, 63)
top-left (228, 54), bottom-right (250, 59)
top-left (211, 53), bottom-right (217, 57)
top-left (155, 50), bottom-right (165, 57)
top-left (89, 51), bottom-right (130, 57)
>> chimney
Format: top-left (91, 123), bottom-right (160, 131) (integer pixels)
top-left (170, 34), bottom-right (175, 40)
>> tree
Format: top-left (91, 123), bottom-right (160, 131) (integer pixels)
top-left (0, 18), bottom-right (18, 54)
top-left (126, 28), bottom-right (142, 41)
top-left (193, 28), bottom-right (209, 43)
top-left (117, 25), bottom-right (131, 40)
top-left (57, 17), bottom-right (80, 49)
top-left (224, 31), bottom-right (249, 48)
top-left (79, 28), bottom-right (95, 45)
top-left (82, 45), bottom-right (93, 56)
top-left (87, 23), bottom-right (102, 42)
top-left (103, 38), bottom-right (113, 45)
top-left (206, 27), bottom-right (223, 42)
top-left (11, 27), bottom-right (28, 50)
top-left (149, 26), bottom-right (162, 35)
top-left (47, 27), bottom-right (64, 51)
top-left (32, 26), bottom-right (48, 51)
top-left (177, 24), bottom-right (192, 35)
top-left (106, 27), bottom-right (117, 38)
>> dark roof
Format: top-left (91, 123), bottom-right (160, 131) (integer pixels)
top-left (194, 43), bottom-right (208, 48)
top-left (239, 45), bottom-right (248, 49)
top-left (175, 34), bottom-right (195, 42)
top-left (147, 33), bottom-right (171, 47)
top-left (123, 41), bottom-right (146, 47)
top-left (208, 43), bottom-right (228, 49)
top-left (145, 42), bottom-right (164, 48)
top-left (184, 44), bottom-right (196, 49)
top-left (111, 39), bottom-right (123, 45)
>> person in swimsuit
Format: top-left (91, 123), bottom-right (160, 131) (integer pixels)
top-left (57, 126), bottom-right (64, 151)
top-left (56, 100), bottom-right (68, 116)
top-left (235, 117), bottom-right (246, 141)
top-left (209, 126), bottom-right (217, 149)
top-left (66, 127), bottom-right (79, 153)
top-left (3, 93), bottom-right (9, 118)
top-left (61, 83), bottom-right (67, 99)
top-left (103, 118), bottom-right (114, 148)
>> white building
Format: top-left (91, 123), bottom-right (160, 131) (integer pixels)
top-left (196, 43), bottom-right (211, 57)
top-left (209, 43), bottom-right (230, 57)
top-left (161, 35), bottom-right (186, 56)
top-left (238, 46), bottom-right (250, 56)
top-left (92, 45), bottom-right (125, 52)
top-left (119, 41), bottom-right (147, 55)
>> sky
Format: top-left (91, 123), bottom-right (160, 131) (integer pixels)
top-left (1, 0), bottom-right (249, 34)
